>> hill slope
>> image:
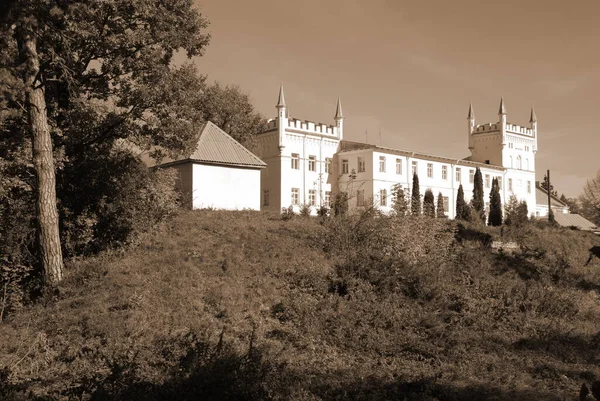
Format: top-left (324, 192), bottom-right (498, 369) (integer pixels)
top-left (2, 210), bottom-right (600, 400)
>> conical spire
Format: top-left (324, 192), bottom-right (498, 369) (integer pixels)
top-left (334, 97), bottom-right (343, 120)
top-left (276, 84), bottom-right (286, 108)
top-left (498, 96), bottom-right (506, 115)
top-left (467, 102), bottom-right (475, 120)
top-left (529, 106), bottom-right (537, 123)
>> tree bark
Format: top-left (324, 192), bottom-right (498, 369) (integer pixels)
top-left (17, 27), bottom-right (64, 285)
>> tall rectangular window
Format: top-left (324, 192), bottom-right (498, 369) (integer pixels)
top-left (380, 189), bottom-right (388, 207)
top-left (396, 158), bottom-right (402, 175)
top-left (263, 190), bottom-right (270, 206)
top-left (508, 178), bottom-right (513, 192)
top-left (456, 168), bottom-right (461, 182)
top-left (427, 163), bottom-right (433, 178)
top-left (412, 161), bottom-right (418, 176)
top-left (291, 188), bottom-right (299, 205)
top-left (291, 153), bottom-right (299, 170)
top-left (308, 155), bottom-right (316, 172)
top-left (358, 157), bottom-right (366, 173)
top-left (379, 156), bottom-right (386, 173)
top-left (442, 165), bottom-right (448, 180)
top-left (517, 179), bottom-right (523, 188)
top-left (308, 189), bottom-right (316, 206)
top-left (324, 191), bottom-right (331, 208)
top-left (485, 174), bottom-right (490, 188)
top-left (469, 169), bottom-right (475, 184)
top-left (443, 196), bottom-right (449, 213)
top-left (325, 158), bottom-right (332, 173)
top-left (357, 189), bottom-right (365, 207)
top-left (497, 177), bottom-right (502, 189)
top-left (527, 181), bottom-right (531, 194)
top-left (342, 159), bottom-right (349, 174)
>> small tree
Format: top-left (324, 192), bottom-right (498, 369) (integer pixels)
top-left (423, 189), bottom-right (435, 218)
top-left (517, 200), bottom-right (529, 224)
top-left (488, 177), bottom-right (502, 226)
top-left (436, 192), bottom-right (446, 218)
top-left (505, 195), bottom-right (528, 226)
top-left (391, 184), bottom-right (408, 216)
top-left (472, 167), bottom-right (485, 222)
top-left (411, 173), bottom-right (421, 216)
top-left (332, 192), bottom-right (349, 217)
top-left (455, 184), bottom-right (470, 221)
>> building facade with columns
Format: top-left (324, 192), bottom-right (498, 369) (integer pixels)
top-left (254, 87), bottom-right (537, 218)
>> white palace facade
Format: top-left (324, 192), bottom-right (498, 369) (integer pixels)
top-left (254, 86), bottom-right (537, 218)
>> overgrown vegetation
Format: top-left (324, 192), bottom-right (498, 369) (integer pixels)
top-left (1, 209), bottom-right (600, 400)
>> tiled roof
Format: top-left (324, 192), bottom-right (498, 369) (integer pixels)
top-left (553, 213), bottom-right (598, 231)
top-left (160, 121), bottom-right (266, 168)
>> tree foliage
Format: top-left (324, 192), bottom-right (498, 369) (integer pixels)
top-left (505, 195), bottom-right (529, 226)
top-left (411, 173), bottom-right (421, 216)
top-left (436, 192), bottom-right (446, 219)
top-left (579, 170), bottom-right (600, 226)
top-left (391, 184), bottom-right (408, 217)
top-left (423, 189), bottom-right (435, 218)
top-left (488, 177), bottom-right (502, 226)
top-left (455, 184), bottom-right (470, 221)
top-left (541, 172), bottom-right (558, 197)
top-left (471, 167), bottom-right (485, 221)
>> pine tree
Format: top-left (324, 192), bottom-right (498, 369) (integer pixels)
top-left (391, 184), bottom-right (408, 216)
top-left (488, 177), bottom-right (502, 226)
top-left (472, 167), bottom-right (485, 221)
top-left (505, 196), bottom-right (528, 226)
top-left (455, 184), bottom-right (470, 221)
top-left (436, 192), bottom-right (446, 218)
top-left (411, 173), bottom-right (421, 216)
top-left (541, 173), bottom-right (558, 197)
top-left (423, 189), bottom-right (435, 218)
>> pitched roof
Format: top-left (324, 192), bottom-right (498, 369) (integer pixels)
top-left (159, 121), bottom-right (266, 168)
top-left (535, 182), bottom-right (568, 208)
top-left (335, 97), bottom-right (343, 119)
top-left (467, 102), bottom-right (475, 120)
top-left (553, 213), bottom-right (598, 231)
top-left (499, 96), bottom-right (507, 115)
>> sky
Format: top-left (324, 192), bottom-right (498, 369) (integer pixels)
top-left (185, 0), bottom-right (600, 197)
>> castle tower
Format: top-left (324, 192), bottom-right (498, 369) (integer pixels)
top-left (334, 97), bottom-right (344, 140)
top-left (276, 84), bottom-right (287, 149)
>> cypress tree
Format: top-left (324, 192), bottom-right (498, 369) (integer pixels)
top-left (436, 192), bottom-right (446, 218)
top-left (411, 173), bottom-right (421, 216)
top-left (472, 167), bottom-right (485, 221)
top-left (455, 184), bottom-right (470, 221)
top-left (391, 184), bottom-right (408, 216)
top-left (488, 177), bottom-right (502, 226)
top-left (423, 189), bottom-right (435, 218)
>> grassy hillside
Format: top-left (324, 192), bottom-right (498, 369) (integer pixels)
top-left (2, 210), bottom-right (600, 400)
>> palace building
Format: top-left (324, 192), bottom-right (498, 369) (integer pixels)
top-left (254, 86), bottom-right (537, 218)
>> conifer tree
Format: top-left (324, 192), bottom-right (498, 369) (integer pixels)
top-left (455, 184), bottom-right (470, 221)
top-left (411, 173), bottom-right (421, 216)
top-left (488, 177), bottom-right (502, 226)
top-left (472, 167), bottom-right (485, 221)
top-left (391, 184), bottom-right (408, 216)
top-left (436, 192), bottom-right (446, 218)
top-left (423, 189), bottom-right (435, 218)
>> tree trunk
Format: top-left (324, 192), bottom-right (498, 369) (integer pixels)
top-left (17, 27), bottom-right (64, 285)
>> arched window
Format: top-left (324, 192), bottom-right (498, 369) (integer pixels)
top-left (509, 156), bottom-right (513, 168)
top-left (525, 158), bottom-right (529, 170)
top-left (517, 156), bottom-right (522, 170)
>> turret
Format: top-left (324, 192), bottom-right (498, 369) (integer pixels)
top-left (276, 85), bottom-right (287, 149)
top-left (530, 106), bottom-right (538, 152)
top-left (467, 102), bottom-right (475, 149)
top-left (499, 97), bottom-right (507, 144)
top-left (334, 97), bottom-right (344, 140)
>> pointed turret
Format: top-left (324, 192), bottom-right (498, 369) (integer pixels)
top-left (334, 97), bottom-right (344, 140)
top-left (334, 97), bottom-right (343, 120)
top-left (529, 106), bottom-right (537, 123)
top-left (467, 102), bottom-right (475, 120)
top-left (276, 84), bottom-right (286, 109)
top-left (498, 96), bottom-right (507, 115)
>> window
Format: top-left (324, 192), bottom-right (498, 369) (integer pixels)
top-left (291, 188), bottom-right (299, 205)
top-left (510, 156), bottom-right (513, 168)
top-left (308, 189), bottom-right (316, 206)
top-left (396, 158), bottom-right (402, 175)
top-left (263, 190), bottom-right (270, 206)
top-left (412, 161), bottom-right (418, 176)
top-left (358, 157), bottom-right (366, 173)
top-left (456, 168), bottom-right (462, 182)
top-left (342, 159), bottom-right (349, 174)
top-left (443, 196), bottom-right (449, 213)
top-left (380, 189), bottom-right (388, 207)
top-left (525, 158), bottom-right (529, 170)
top-left (497, 177), bottom-right (502, 190)
top-left (442, 165), bottom-right (448, 180)
top-left (525, 145), bottom-right (530, 151)
top-left (485, 159), bottom-right (490, 165)
top-left (427, 163), bottom-right (433, 178)
top-left (508, 178), bottom-right (513, 192)
top-left (308, 155), bottom-right (316, 172)
top-left (325, 158), bottom-right (332, 173)
top-left (469, 169), bottom-right (474, 184)
top-left (324, 191), bottom-right (331, 208)
top-left (291, 153), bottom-right (299, 169)
top-left (379, 156), bottom-right (386, 173)
top-left (527, 181), bottom-right (531, 194)
top-left (357, 189), bottom-right (365, 207)
top-left (517, 156), bottom-right (522, 170)
top-left (517, 179), bottom-right (522, 188)
top-left (485, 174), bottom-right (490, 188)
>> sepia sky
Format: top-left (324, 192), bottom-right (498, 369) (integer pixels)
top-left (187, 0), bottom-right (600, 197)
